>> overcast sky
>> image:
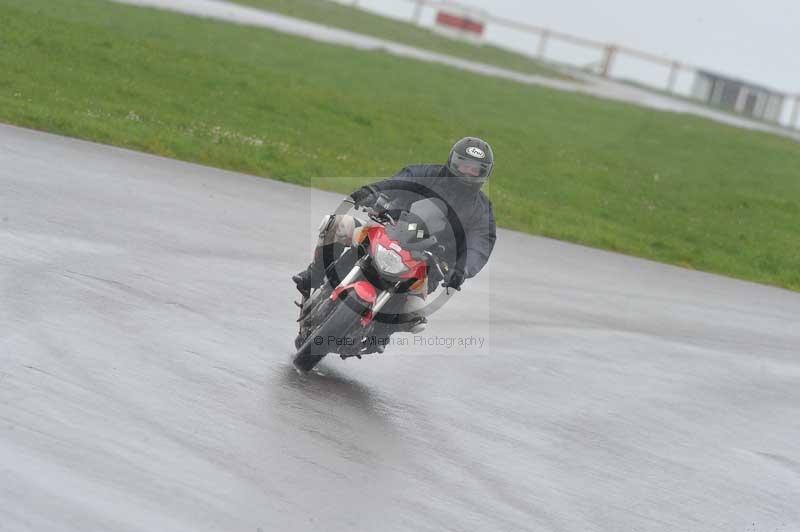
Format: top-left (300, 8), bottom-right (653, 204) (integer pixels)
top-left (355, 0), bottom-right (798, 95)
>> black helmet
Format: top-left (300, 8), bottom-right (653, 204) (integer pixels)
top-left (447, 137), bottom-right (494, 185)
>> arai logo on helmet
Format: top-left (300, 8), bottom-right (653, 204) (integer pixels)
top-left (465, 146), bottom-right (486, 159)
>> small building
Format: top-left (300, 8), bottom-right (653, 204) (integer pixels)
top-left (691, 70), bottom-right (785, 122)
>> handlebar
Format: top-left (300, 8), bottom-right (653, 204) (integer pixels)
top-left (367, 209), bottom-right (395, 225)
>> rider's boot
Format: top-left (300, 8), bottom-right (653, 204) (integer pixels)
top-left (395, 315), bottom-right (427, 334)
top-left (292, 249), bottom-right (327, 299)
top-left (407, 318), bottom-right (427, 334)
top-left (292, 262), bottom-right (324, 299)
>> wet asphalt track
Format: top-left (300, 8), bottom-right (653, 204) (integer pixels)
top-left (1, 124), bottom-right (800, 531)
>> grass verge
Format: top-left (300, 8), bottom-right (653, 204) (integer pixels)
top-left (1, 0), bottom-right (799, 291)
top-left (229, 0), bottom-right (565, 79)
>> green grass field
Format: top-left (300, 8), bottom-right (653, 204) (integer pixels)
top-left (1, 0), bottom-right (799, 291)
top-left (230, 0), bottom-right (564, 79)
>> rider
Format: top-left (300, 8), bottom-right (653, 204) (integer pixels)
top-left (293, 137), bottom-right (497, 345)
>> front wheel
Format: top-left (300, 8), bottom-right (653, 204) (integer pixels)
top-left (293, 296), bottom-right (363, 372)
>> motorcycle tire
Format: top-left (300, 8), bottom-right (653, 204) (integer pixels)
top-left (293, 294), bottom-right (362, 373)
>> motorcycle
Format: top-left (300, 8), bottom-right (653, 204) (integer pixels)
top-left (292, 198), bottom-right (452, 373)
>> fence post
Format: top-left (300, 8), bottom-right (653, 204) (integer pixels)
top-left (600, 45), bottom-right (617, 77)
top-left (412, 0), bottom-right (423, 25)
top-left (537, 29), bottom-right (550, 60)
top-left (791, 95), bottom-right (800, 130)
top-left (667, 62), bottom-right (680, 93)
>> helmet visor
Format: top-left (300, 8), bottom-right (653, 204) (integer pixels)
top-left (450, 153), bottom-right (492, 182)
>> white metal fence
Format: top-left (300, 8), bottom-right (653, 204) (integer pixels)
top-left (340, 0), bottom-right (800, 130)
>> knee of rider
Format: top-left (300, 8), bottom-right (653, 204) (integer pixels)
top-left (403, 294), bottom-right (427, 315)
top-left (317, 214), bottom-right (355, 246)
top-left (409, 278), bottom-right (429, 299)
top-left (334, 215), bottom-right (357, 244)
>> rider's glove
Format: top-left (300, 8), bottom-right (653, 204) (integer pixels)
top-left (366, 193), bottom-right (395, 220)
top-left (443, 267), bottom-right (466, 291)
top-left (349, 185), bottom-right (380, 208)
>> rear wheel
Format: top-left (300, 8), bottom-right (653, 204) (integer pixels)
top-left (293, 294), bottom-right (362, 372)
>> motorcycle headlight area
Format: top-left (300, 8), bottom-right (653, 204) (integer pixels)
top-left (374, 244), bottom-right (409, 275)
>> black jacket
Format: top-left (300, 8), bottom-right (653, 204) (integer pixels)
top-left (353, 164), bottom-right (496, 279)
